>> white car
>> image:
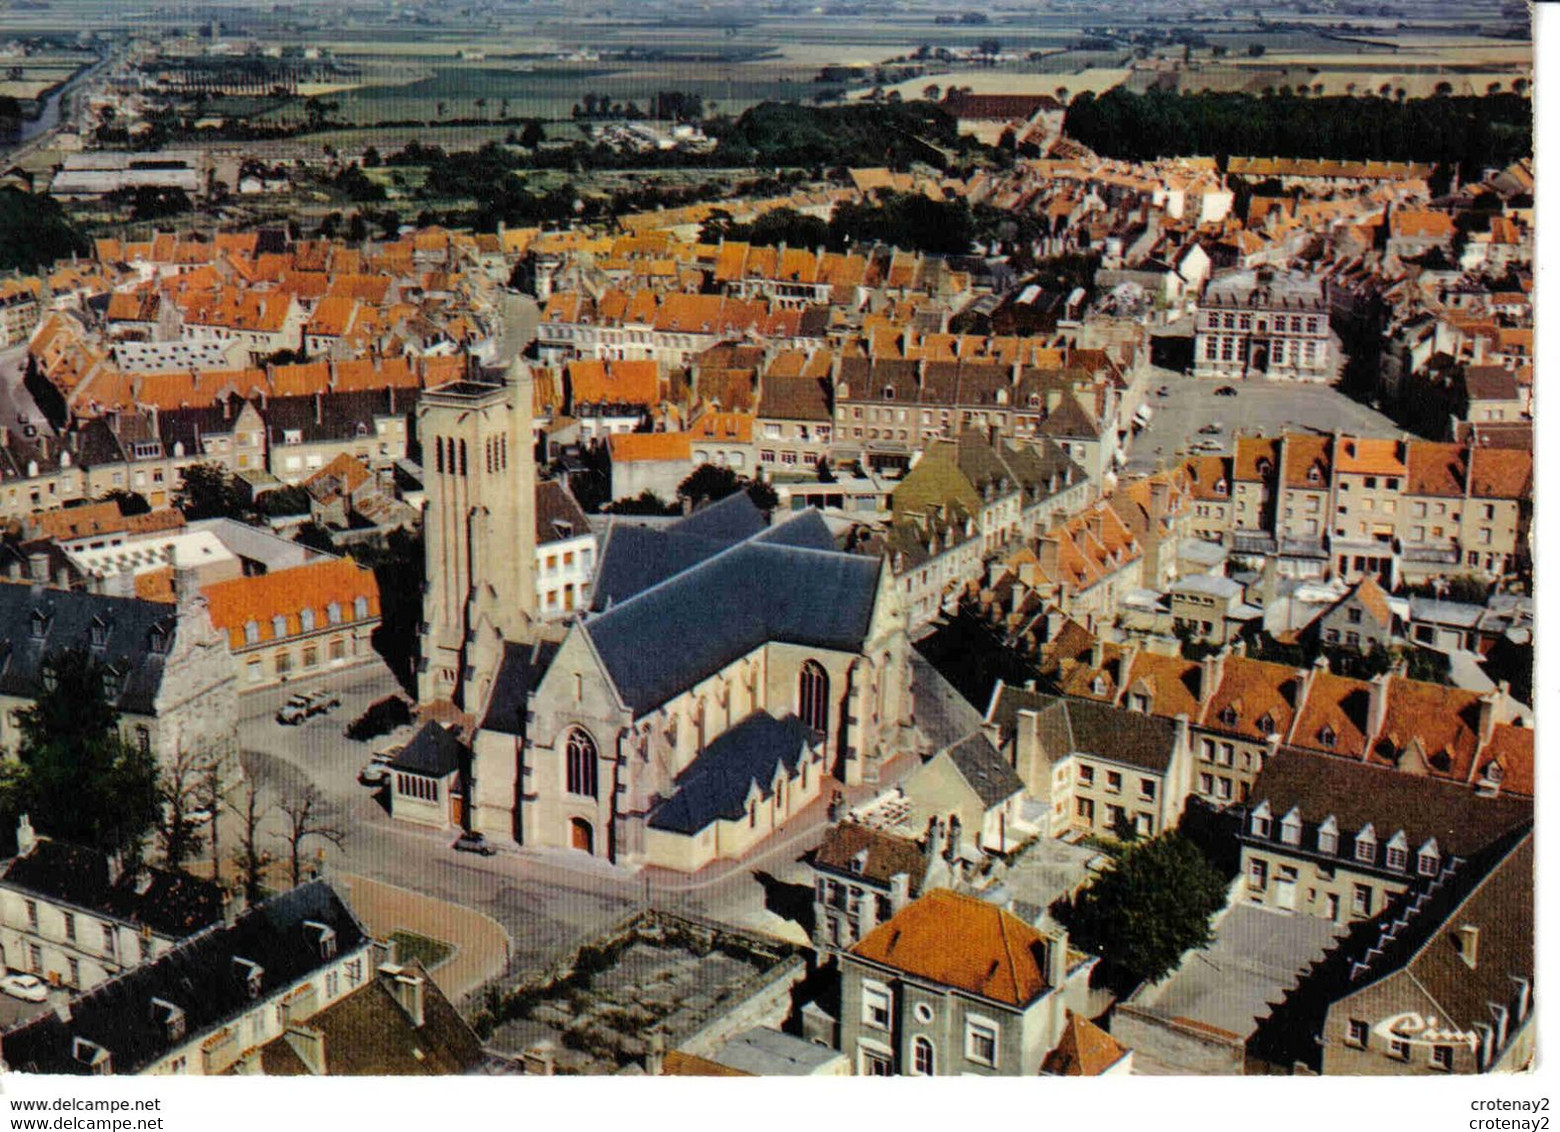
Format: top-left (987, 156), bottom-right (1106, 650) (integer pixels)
top-left (0, 973), bottom-right (48, 1003)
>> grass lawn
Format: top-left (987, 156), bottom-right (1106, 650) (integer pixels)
top-left (390, 929), bottom-right (455, 970)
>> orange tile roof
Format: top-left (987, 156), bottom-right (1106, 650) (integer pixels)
top-left (1333, 437), bottom-right (1405, 477)
top-left (306, 295), bottom-right (358, 338)
top-left (1391, 210), bottom-right (1454, 240)
top-left (1041, 1012), bottom-right (1129, 1076)
top-left (688, 411), bottom-right (753, 445)
top-left (660, 1051), bottom-right (751, 1077)
top-left (304, 452), bottom-right (372, 495)
top-left (28, 502), bottom-right (185, 542)
top-left (1466, 446), bottom-right (1532, 499)
top-left (1281, 434), bottom-right (1331, 488)
top-left (1122, 651), bottom-right (1202, 721)
top-left (1478, 723), bottom-right (1533, 797)
top-left (609, 431), bottom-right (691, 463)
top-left (1233, 436), bottom-right (1279, 482)
top-left (1349, 575), bottom-right (1394, 626)
top-left (1201, 655), bottom-right (1301, 742)
top-left (202, 557), bottom-right (380, 651)
top-left (1370, 675), bottom-right (1483, 780)
top-left (270, 361), bottom-right (332, 397)
top-left (851, 890), bottom-right (1055, 1008)
top-left (1183, 455), bottom-right (1231, 501)
top-left (1406, 441), bottom-right (1465, 497)
top-left (568, 359), bottom-right (659, 408)
top-left (1290, 671), bottom-right (1373, 759)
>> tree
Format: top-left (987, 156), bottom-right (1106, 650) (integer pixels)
top-left (1055, 831), bottom-right (1228, 986)
top-left (275, 778), bottom-right (346, 887)
top-left (519, 119), bottom-right (545, 148)
top-left (157, 745), bottom-right (229, 869)
top-left (1247, 43), bottom-right (1266, 57)
top-left (677, 463), bottom-right (743, 508)
top-left (173, 462), bottom-right (245, 521)
top-left (226, 776), bottom-right (272, 907)
top-left (99, 488), bottom-right (151, 516)
top-left (3, 650), bottom-right (160, 860)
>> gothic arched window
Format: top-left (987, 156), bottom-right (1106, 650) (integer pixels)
top-left (565, 728), bottom-right (598, 798)
top-left (799, 660), bottom-right (829, 735)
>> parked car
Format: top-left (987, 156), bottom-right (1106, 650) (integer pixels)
top-left (1198, 423), bottom-right (1221, 435)
top-left (1154, 385), bottom-right (1170, 397)
top-left (276, 694), bottom-right (314, 725)
top-left (359, 745), bottom-right (400, 787)
top-left (313, 691), bottom-right (342, 714)
top-left (1214, 385), bottom-right (1238, 397)
top-left (452, 831), bottom-right (497, 856)
top-left (0, 973), bottom-right (48, 1003)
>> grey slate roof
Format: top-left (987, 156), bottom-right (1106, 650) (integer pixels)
top-left (590, 492), bottom-right (765, 612)
top-left (986, 684), bottom-right (1179, 773)
top-left (389, 722), bottom-right (466, 778)
top-left (0, 839), bottom-right (223, 938)
top-left (585, 537), bottom-right (880, 714)
top-left (1, 881), bottom-right (367, 1076)
top-left (648, 712), bottom-right (812, 835)
top-left (944, 733), bottom-right (1024, 807)
top-left (481, 639), bottom-right (559, 735)
top-left (0, 585), bottom-right (179, 715)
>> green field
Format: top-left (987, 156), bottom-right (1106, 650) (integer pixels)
top-left (389, 929), bottom-right (454, 971)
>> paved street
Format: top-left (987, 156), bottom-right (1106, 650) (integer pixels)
top-left (1124, 363), bottom-right (1400, 475)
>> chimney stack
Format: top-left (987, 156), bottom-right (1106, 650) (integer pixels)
top-left (16, 815), bottom-right (35, 856)
top-left (379, 965), bottom-right (426, 1029)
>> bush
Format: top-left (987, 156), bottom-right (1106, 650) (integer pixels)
top-left (345, 695), bottom-right (413, 741)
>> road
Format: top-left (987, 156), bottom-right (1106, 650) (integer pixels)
top-left (1123, 362), bottom-right (1401, 475)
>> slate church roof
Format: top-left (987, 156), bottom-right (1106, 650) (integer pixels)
top-left (584, 505), bottom-right (881, 714)
top-left (648, 712), bottom-right (813, 835)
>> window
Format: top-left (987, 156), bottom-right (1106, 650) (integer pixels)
top-left (1355, 825), bottom-right (1376, 864)
top-left (67, 957), bottom-right (79, 987)
top-left (965, 1018), bottom-right (999, 1068)
top-left (862, 982), bottom-right (892, 1029)
top-left (1139, 778), bottom-right (1156, 801)
top-left (24, 900), bottom-right (37, 929)
top-left (327, 602), bottom-right (342, 625)
top-left (1417, 839), bottom-right (1440, 876)
top-left (1389, 1038), bottom-right (1410, 1062)
top-left (272, 614), bottom-right (288, 639)
top-left (798, 661), bottom-right (829, 735)
top-left (1105, 771), bottom-right (1122, 793)
top-left (1077, 764), bottom-right (1094, 785)
top-left (911, 1036), bottom-right (934, 1076)
top-left (1250, 803), bottom-right (1271, 838)
top-left (102, 923), bottom-right (115, 956)
top-left (1317, 816), bottom-right (1338, 855)
top-left (1346, 1019), bottom-right (1370, 1049)
top-left (565, 728), bottom-right (597, 798)
top-left (244, 620), bottom-right (260, 645)
top-left (1385, 839), bottom-right (1408, 872)
top-left (1280, 808), bottom-right (1302, 846)
top-left (1431, 1045), bottom-right (1454, 1071)
top-left (1249, 858), bottom-right (1267, 890)
top-left (63, 912), bottom-right (76, 942)
top-left (1352, 883), bottom-right (1372, 916)
top-left (861, 1049), bottom-right (893, 1076)
top-left (354, 596), bottom-right (369, 620)
top-left (1075, 797), bottom-right (1094, 821)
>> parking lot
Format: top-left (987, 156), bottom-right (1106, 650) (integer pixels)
top-left (1125, 364), bottom-right (1400, 475)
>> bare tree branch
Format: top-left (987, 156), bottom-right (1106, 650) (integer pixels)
top-left (274, 778), bottom-right (347, 887)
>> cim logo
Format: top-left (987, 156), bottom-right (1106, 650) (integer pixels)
top-left (1371, 1012), bottom-right (1480, 1050)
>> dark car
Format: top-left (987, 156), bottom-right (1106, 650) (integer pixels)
top-left (1214, 385), bottom-right (1238, 397)
top-left (1154, 385), bottom-right (1170, 397)
top-left (452, 831), bottom-right (497, 856)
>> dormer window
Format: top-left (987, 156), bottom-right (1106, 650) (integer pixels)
top-left (1214, 479), bottom-right (1227, 496)
top-left (1130, 692), bottom-right (1151, 714)
top-left (1256, 458), bottom-right (1273, 476)
top-left (300, 608), bottom-right (316, 633)
top-left (244, 620), bottom-right (260, 645)
top-left (1355, 824), bottom-right (1376, 864)
top-left (1317, 816), bottom-right (1338, 855)
top-left (1417, 838), bottom-right (1441, 877)
top-left (89, 617), bottom-right (109, 649)
top-left (1385, 831), bottom-right (1409, 871)
top-left (304, 920), bottom-right (337, 960)
top-left (849, 851), bottom-right (868, 876)
top-left (149, 624), bottom-right (170, 654)
top-left (102, 668), bottom-right (123, 702)
top-left (1256, 713), bottom-right (1275, 735)
top-left (1307, 465), bottom-right (1322, 485)
top-left (29, 609), bottom-right (48, 641)
top-left (1279, 807), bottom-right (1302, 846)
top-left (150, 998), bottom-right (186, 1043)
top-left (234, 957), bottom-right (263, 999)
top-left (1091, 675), bottom-right (1107, 696)
top-left (272, 614), bottom-right (288, 639)
top-left (1220, 705), bottom-right (1238, 728)
top-left (354, 596), bottom-right (369, 620)
top-left (883, 386), bottom-right (895, 400)
top-left (1249, 801), bottom-right (1271, 839)
top-left (1318, 724), bottom-right (1336, 749)
top-left (72, 1037), bottom-right (111, 1075)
